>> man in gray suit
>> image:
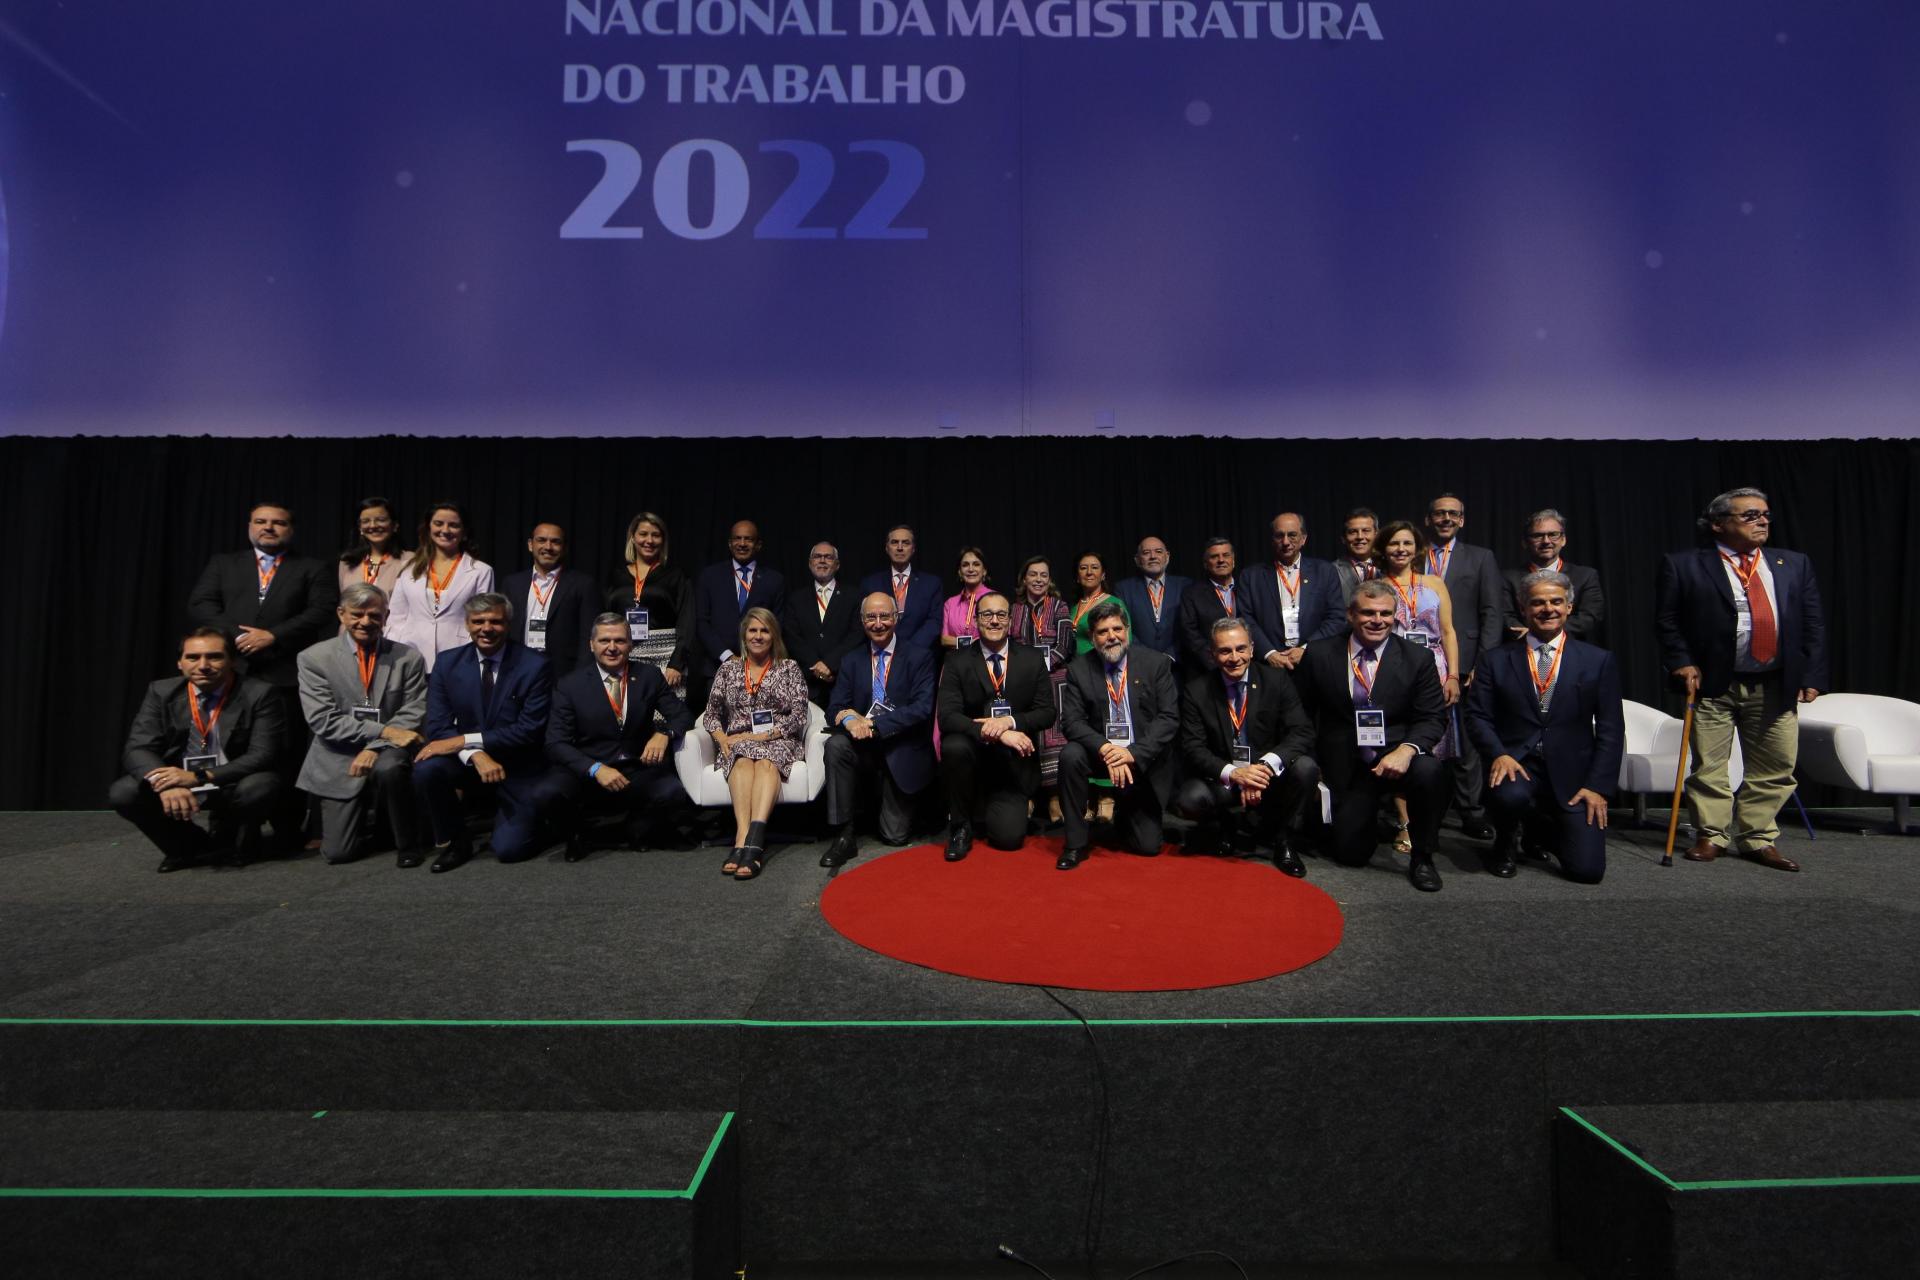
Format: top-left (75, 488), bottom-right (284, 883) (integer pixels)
top-left (296, 583), bottom-right (429, 865)
top-left (1423, 493), bottom-right (1503, 839)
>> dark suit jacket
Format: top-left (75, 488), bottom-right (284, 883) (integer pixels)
top-left (501, 567), bottom-right (599, 678)
top-left (785, 582), bottom-right (864, 696)
top-left (857, 567), bottom-right (942, 651)
top-left (545, 661), bottom-right (694, 777)
top-left (1175, 577), bottom-right (1275, 670)
top-left (1426, 540), bottom-right (1503, 671)
top-left (1114, 575), bottom-right (1193, 667)
top-left (187, 550), bottom-right (339, 687)
top-left (693, 560), bottom-right (788, 672)
top-left (1240, 556), bottom-right (1346, 652)
top-left (1294, 633), bottom-right (1447, 791)
top-left (1655, 546), bottom-right (1827, 697)
top-left (1502, 561), bottom-right (1606, 644)
top-left (1058, 646), bottom-right (1181, 803)
top-left (827, 641), bottom-right (938, 792)
top-left (425, 641), bottom-right (554, 772)
top-left (1464, 637), bottom-right (1624, 796)
top-left (121, 676), bottom-right (285, 785)
top-left (1178, 667), bottom-right (1315, 782)
top-left (937, 644), bottom-right (1057, 789)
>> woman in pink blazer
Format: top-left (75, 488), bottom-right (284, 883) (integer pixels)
top-left (385, 500), bottom-right (495, 671)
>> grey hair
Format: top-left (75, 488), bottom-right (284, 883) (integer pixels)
top-left (1087, 599), bottom-right (1128, 630)
top-left (338, 582), bottom-right (388, 611)
top-left (1706, 487), bottom-right (1767, 521)
top-left (1209, 616), bottom-right (1251, 642)
top-left (809, 541), bottom-right (840, 560)
top-left (590, 612), bottom-right (629, 633)
top-left (1351, 580), bottom-right (1398, 608)
top-left (465, 591), bottom-right (514, 622)
top-left (1525, 508), bottom-right (1567, 530)
top-left (1521, 570), bottom-right (1573, 596)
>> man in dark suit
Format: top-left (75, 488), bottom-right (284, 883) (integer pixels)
top-left (1466, 571), bottom-right (1624, 884)
top-left (1656, 486), bottom-right (1827, 872)
top-left (1114, 535), bottom-right (1191, 670)
top-left (1295, 581), bottom-right (1452, 891)
top-left (820, 592), bottom-right (938, 868)
top-left (1333, 507), bottom-right (1381, 605)
top-left (412, 593), bottom-right (554, 871)
top-left (538, 613), bottom-right (696, 861)
top-left (186, 501), bottom-right (338, 844)
top-left (858, 524), bottom-right (942, 652)
top-left (1242, 512), bottom-right (1347, 672)
top-left (937, 591), bottom-right (1057, 859)
top-left (110, 627), bottom-right (286, 871)
top-left (1055, 601), bottom-right (1181, 870)
top-left (1173, 617), bottom-right (1321, 876)
top-left (1501, 508), bottom-right (1606, 645)
top-left (1176, 537), bottom-right (1274, 670)
top-left (785, 541), bottom-right (864, 709)
top-left (501, 522), bottom-right (598, 678)
top-left (693, 520), bottom-right (788, 681)
top-left (1423, 493), bottom-right (1504, 840)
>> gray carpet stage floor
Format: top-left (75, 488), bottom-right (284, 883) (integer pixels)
top-left (3, 810), bottom-right (1916, 1023)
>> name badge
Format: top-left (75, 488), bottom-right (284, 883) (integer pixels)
top-left (351, 704), bottom-right (381, 723)
top-left (1401, 629), bottom-right (1431, 649)
top-left (627, 608), bottom-right (650, 641)
top-left (989, 700), bottom-right (1013, 719)
top-left (956, 635), bottom-right (975, 648)
top-left (1105, 718), bottom-right (1132, 745)
top-left (1230, 744), bottom-right (1254, 764)
top-left (867, 699), bottom-right (893, 719)
top-left (183, 753), bottom-right (218, 791)
top-left (750, 709), bottom-right (775, 731)
top-left (525, 618), bottom-right (548, 650)
top-left (1355, 709), bottom-right (1388, 747)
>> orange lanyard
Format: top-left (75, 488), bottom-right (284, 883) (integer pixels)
top-left (427, 553), bottom-right (462, 602)
top-left (1722, 551), bottom-right (1761, 590)
top-left (1026, 597), bottom-right (1053, 641)
top-left (1226, 681), bottom-right (1249, 736)
top-left (1072, 596), bottom-right (1099, 628)
top-left (256, 554), bottom-right (281, 597)
top-left (1350, 651), bottom-right (1377, 700)
top-left (629, 561), bottom-right (651, 601)
top-left (1104, 660), bottom-right (1128, 712)
top-left (1387, 574), bottom-right (1420, 624)
top-left (1528, 640), bottom-right (1565, 704)
top-left (530, 570), bottom-right (559, 610)
top-left (1146, 579), bottom-right (1164, 615)
top-left (354, 644), bottom-right (378, 701)
top-left (1211, 580), bottom-right (1234, 612)
top-left (963, 588), bottom-right (980, 633)
top-left (743, 658), bottom-right (771, 698)
top-left (984, 650), bottom-right (1008, 697)
top-left (1274, 562), bottom-right (1300, 604)
top-left (816, 586), bottom-right (830, 620)
top-left (1427, 544), bottom-right (1451, 577)
top-left (603, 667), bottom-right (627, 721)
top-left (187, 678), bottom-right (232, 743)
top-left (891, 573), bottom-right (908, 607)
top-left (361, 554), bottom-right (385, 584)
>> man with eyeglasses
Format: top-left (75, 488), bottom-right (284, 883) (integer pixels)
top-left (936, 592), bottom-right (1057, 860)
top-left (784, 542), bottom-right (863, 709)
top-left (820, 593), bottom-right (936, 868)
top-left (1502, 509), bottom-right (1607, 644)
top-left (1656, 487), bottom-right (1827, 872)
top-left (1422, 493), bottom-right (1504, 840)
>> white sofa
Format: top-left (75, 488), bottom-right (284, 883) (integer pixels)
top-left (673, 702), bottom-right (828, 808)
top-left (1796, 693), bottom-right (1920, 833)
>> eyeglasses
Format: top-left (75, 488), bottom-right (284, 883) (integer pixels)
top-left (1527, 532), bottom-right (1566, 542)
top-left (1727, 510), bottom-right (1772, 524)
top-left (1431, 509), bottom-right (1465, 519)
top-left (976, 610), bottom-right (1011, 621)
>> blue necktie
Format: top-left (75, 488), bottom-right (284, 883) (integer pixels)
top-left (480, 657), bottom-right (497, 726)
top-left (872, 649), bottom-right (889, 698)
top-left (1231, 679), bottom-right (1248, 746)
top-left (735, 565), bottom-right (751, 611)
top-left (988, 651), bottom-right (1004, 683)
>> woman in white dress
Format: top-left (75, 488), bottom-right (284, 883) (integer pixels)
top-left (386, 500), bottom-right (495, 672)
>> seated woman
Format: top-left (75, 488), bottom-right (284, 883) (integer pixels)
top-left (701, 606), bottom-right (810, 880)
top-left (605, 510), bottom-right (695, 697)
top-left (1009, 555), bottom-right (1075, 826)
top-left (1067, 550), bottom-right (1131, 655)
top-left (939, 547), bottom-right (992, 652)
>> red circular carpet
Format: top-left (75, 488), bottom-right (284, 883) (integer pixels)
top-left (819, 837), bottom-right (1345, 991)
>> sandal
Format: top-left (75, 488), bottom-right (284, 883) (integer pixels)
top-left (1392, 823), bottom-right (1412, 855)
top-left (722, 849), bottom-right (743, 875)
top-left (733, 847), bottom-right (766, 880)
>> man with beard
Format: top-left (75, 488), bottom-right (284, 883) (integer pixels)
top-left (1055, 601), bottom-right (1181, 870)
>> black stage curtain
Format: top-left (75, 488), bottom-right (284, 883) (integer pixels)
top-left (5, 435), bottom-right (1915, 810)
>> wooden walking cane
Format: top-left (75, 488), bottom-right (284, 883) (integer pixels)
top-left (1662, 695), bottom-right (1697, 867)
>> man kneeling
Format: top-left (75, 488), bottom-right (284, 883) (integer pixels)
top-left (1056, 602), bottom-right (1180, 870)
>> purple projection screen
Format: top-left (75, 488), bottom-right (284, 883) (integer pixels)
top-left (0, 1), bottom-right (1916, 439)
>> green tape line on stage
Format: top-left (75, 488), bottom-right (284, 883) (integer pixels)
top-left (1558, 1107), bottom-right (1920, 1192)
top-left (683, 1112), bottom-right (733, 1199)
top-left (0, 1010), bottom-right (1914, 1028)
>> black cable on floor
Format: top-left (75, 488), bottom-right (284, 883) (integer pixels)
top-left (1039, 986), bottom-right (1112, 1266)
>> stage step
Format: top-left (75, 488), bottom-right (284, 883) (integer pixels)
top-left (1554, 1100), bottom-right (1920, 1279)
top-left (0, 1109), bottom-right (737, 1279)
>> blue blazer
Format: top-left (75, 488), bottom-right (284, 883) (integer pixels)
top-left (857, 568), bottom-right (942, 651)
top-left (1114, 575), bottom-right (1192, 666)
top-left (1239, 556), bottom-right (1345, 652)
top-left (693, 560), bottom-right (789, 670)
top-left (425, 641), bottom-right (553, 771)
top-left (1464, 637), bottom-right (1624, 796)
top-left (545, 661), bottom-right (694, 777)
top-left (826, 641), bottom-right (937, 793)
top-left (1654, 547), bottom-right (1827, 698)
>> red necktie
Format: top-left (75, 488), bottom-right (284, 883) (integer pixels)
top-left (1742, 554), bottom-right (1777, 665)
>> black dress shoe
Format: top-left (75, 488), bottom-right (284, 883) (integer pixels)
top-left (395, 848), bottom-right (425, 869)
top-left (1483, 830), bottom-right (1517, 878)
top-left (1056, 846), bottom-right (1086, 871)
top-left (1460, 816), bottom-right (1494, 840)
top-left (1182, 823), bottom-right (1224, 857)
top-left (1408, 856), bottom-right (1443, 892)
top-left (563, 835), bottom-right (589, 863)
top-left (944, 823), bottom-right (973, 862)
top-left (821, 829), bottom-right (859, 868)
top-left (430, 843), bottom-right (471, 874)
top-left (1274, 846), bottom-right (1306, 878)
top-left (156, 853), bottom-right (199, 874)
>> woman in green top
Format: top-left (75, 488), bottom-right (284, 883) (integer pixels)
top-left (1067, 550), bottom-right (1130, 655)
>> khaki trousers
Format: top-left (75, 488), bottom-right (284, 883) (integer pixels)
top-left (1686, 675), bottom-right (1798, 852)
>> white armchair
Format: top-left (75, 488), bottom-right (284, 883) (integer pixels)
top-left (1618, 699), bottom-right (1748, 825)
top-left (1796, 694), bottom-right (1920, 833)
top-left (674, 701), bottom-right (829, 809)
